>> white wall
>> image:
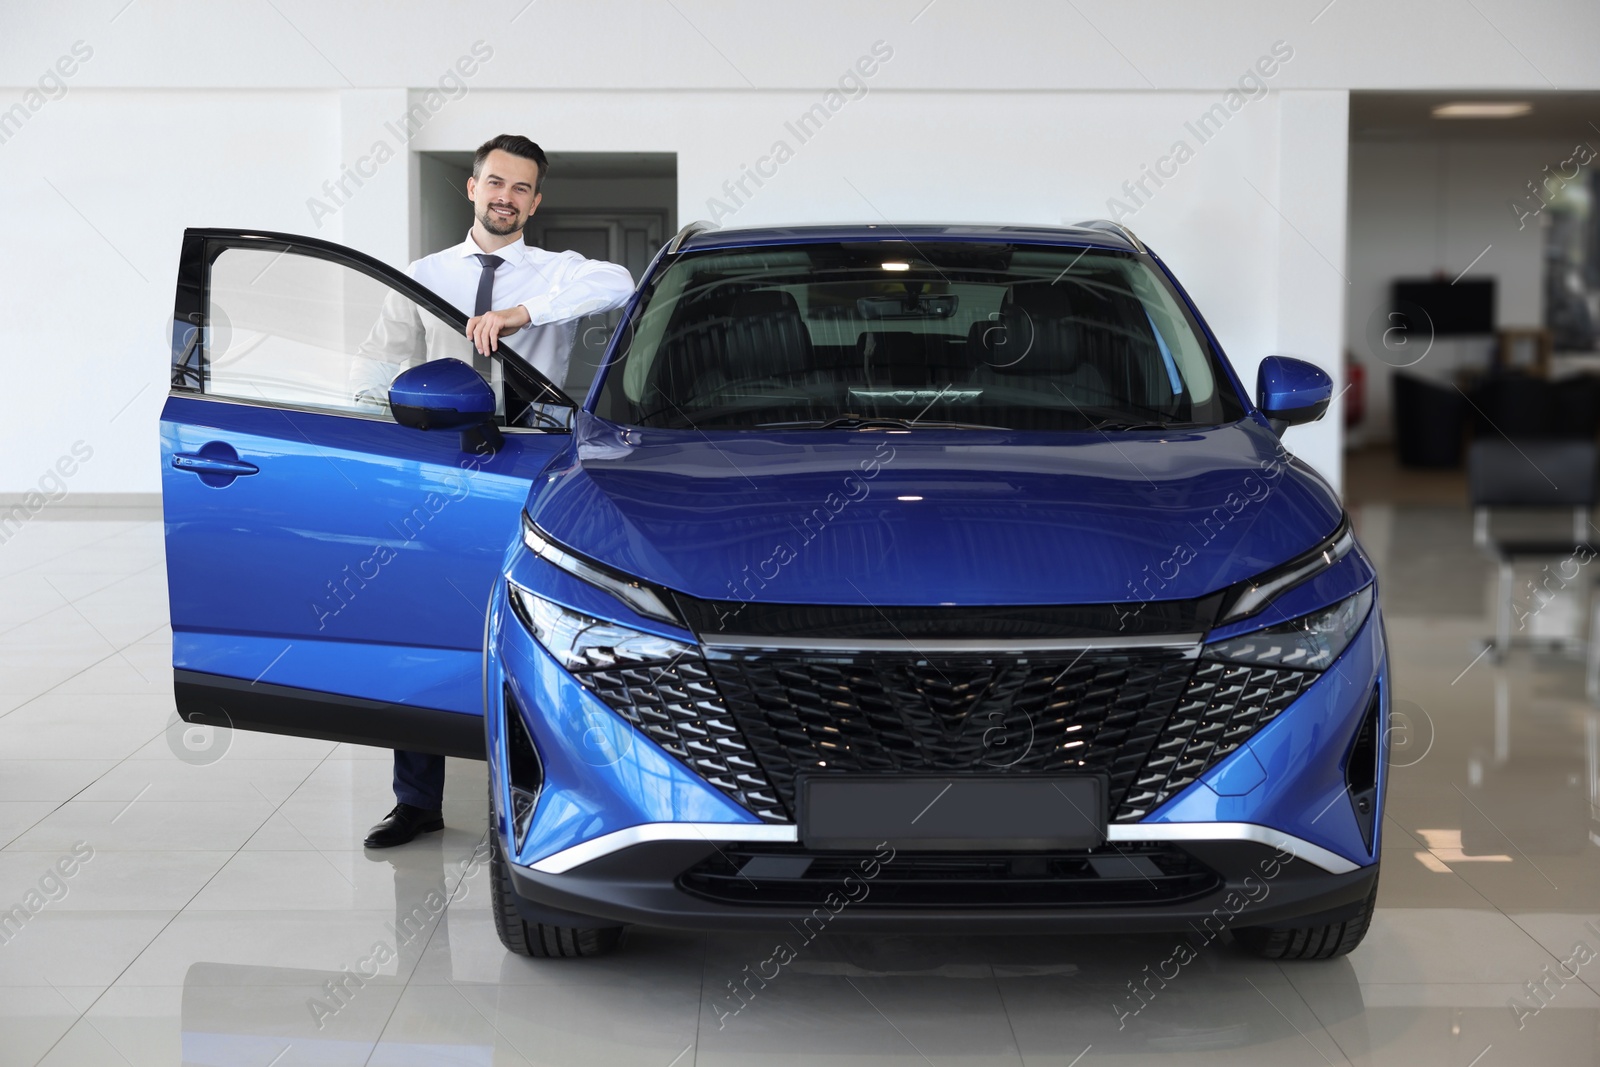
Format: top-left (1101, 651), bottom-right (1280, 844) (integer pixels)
top-left (6, 1), bottom-right (1597, 92)
top-left (1347, 139), bottom-right (1567, 442)
top-left (0, 90), bottom-right (339, 500)
top-left (4, 0), bottom-right (1597, 497)
top-left (1274, 92), bottom-right (1350, 477)
top-left (416, 151), bottom-right (474, 259)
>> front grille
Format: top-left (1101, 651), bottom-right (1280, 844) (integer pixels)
top-left (1121, 660), bottom-right (1313, 820)
top-left (568, 647), bottom-right (786, 820)
top-left (678, 842), bottom-right (1221, 908)
top-left (708, 650), bottom-right (1197, 822)
top-left (569, 642), bottom-right (1316, 825)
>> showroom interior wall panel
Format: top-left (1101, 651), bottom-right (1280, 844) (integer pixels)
top-left (1271, 91), bottom-right (1350, 490)
top-left (5, 1), bottom-right (1596, 93)
top-left (0, 90), bottom-right (341, 501)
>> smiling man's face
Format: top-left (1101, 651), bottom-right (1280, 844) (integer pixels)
top-left (467, 149), bottom-right (542, 238)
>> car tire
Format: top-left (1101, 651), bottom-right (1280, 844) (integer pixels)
top-left (487, 793), bottom-right (622, 958)
top-left (1233, 877), bottom-right (1378, 960)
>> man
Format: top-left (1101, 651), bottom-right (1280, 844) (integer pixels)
top-left (350, 133), bottom-right (634, 412)
top-left (363, 133), bottom-right (634, 849)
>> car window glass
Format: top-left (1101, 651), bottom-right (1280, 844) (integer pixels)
top-left (1123, 257), bottom-right (1215, 405)
top-left (194, 247), bottom-right (498, 418)
top-left (559, 308), bottom-right (629, 404)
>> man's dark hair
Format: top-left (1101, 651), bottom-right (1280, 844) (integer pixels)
top-left (472, 134), bottom-right (549, 193)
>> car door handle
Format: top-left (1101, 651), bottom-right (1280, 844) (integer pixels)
top-left (172, 452), bottom-right (259, 476)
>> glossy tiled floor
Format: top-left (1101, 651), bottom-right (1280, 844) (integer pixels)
top-left (3, 502), bottom-right (1600, 1065)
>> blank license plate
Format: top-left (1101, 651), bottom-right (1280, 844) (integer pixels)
top-left (799, 776), bottom-right (1106, 851)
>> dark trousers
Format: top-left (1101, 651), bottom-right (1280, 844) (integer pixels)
top-left (393, 749), bottom-right (445, 810)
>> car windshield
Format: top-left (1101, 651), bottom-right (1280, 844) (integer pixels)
top-left (593, 240), bottom-right (1245, 432)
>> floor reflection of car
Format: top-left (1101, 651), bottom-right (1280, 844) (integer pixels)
top-left (160, 221), bottom-right (1388, 961)
top-left (177, 936), bottom-right (1370, 1062)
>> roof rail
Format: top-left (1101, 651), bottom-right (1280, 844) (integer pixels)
top-left (665, 219), bottom-right (718, 255)
top-left (1073, 219), bottom-right (1147, 254)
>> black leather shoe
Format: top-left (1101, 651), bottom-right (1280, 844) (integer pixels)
top-left (364, 804), bottom-right (444, 848)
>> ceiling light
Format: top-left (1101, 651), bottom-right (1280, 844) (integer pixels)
top-left (1431, 102), bottom-right (1532, 119)
top-left (897, 495), bottom-right (923, 501)
top-left (881, 261), bottom-right (910, 271)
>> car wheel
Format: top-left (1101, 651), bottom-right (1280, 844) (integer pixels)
top-left (1233, 877), bottom-right (1378, 960)
top-left (487, 791), bottom-right (622, 958)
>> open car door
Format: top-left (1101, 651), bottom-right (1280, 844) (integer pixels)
top-left (161, 228), bottom-right (582, 758)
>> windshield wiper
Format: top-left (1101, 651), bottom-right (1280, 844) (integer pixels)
top-left (1090, 418), bottom-right (1176, 432)
top-left (757, 415), bottom-right (1006, 431)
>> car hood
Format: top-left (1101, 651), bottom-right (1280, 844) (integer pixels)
top-left (524, 414), bottom-right (1342, 608)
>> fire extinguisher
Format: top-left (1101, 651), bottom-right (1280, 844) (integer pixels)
top-left (1345, 357), bottom-right (1365, 428)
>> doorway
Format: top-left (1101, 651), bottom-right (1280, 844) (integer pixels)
top-left (416, 150), bottom-right (675, 270)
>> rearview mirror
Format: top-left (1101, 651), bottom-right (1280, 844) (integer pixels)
top-left (389, 358), bottom-right (501, 452)
top-left (1256, 356), bottom-right (1332, 435)
top-left (856, 294), bottom-right (959, 319)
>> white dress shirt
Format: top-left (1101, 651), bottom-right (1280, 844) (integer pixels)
top-left (350, 230), bottom-right (634, 410)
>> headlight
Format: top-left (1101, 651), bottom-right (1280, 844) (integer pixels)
top-left (1218, 517), bottom-right (1355, 624)
top-left (521, 512), bottom-right (681, 625)
top-left (508, 582), bottom-right (694, 671)
top-left (1205, 585), bottom-right (1373, 671)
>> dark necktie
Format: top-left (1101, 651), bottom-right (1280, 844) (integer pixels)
top-left (473, 254), bottom-right (504, 316)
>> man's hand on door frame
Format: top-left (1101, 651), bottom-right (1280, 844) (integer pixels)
top-left (466, 305), bottom-right (531, 356)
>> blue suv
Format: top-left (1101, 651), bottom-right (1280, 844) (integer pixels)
top-left (162, 221), bottom-right (1385, 961)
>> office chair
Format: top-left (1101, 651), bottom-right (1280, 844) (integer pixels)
top-left (1467, 438), bottom-right (1599, 664)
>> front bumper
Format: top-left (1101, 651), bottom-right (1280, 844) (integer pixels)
top-left (487, 550), bottom-right (1388, 932)
top-left (506, 837), bottom-right (1377, 934)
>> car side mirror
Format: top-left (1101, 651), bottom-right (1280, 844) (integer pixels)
top-left (1256, 356), bottom-right (1332, 436)
top-left (389, 358), bottom-right (502, 452)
